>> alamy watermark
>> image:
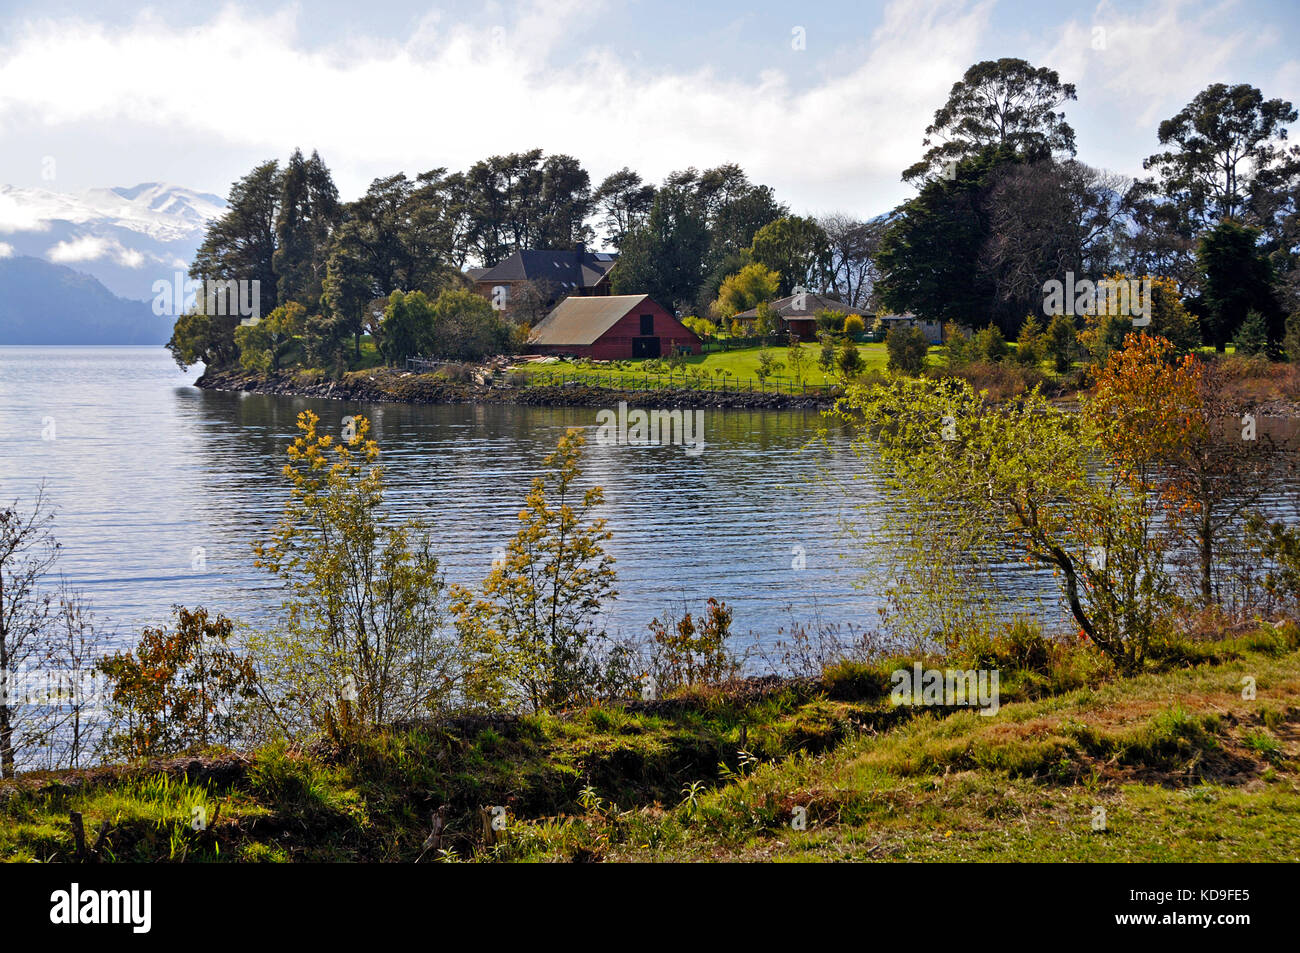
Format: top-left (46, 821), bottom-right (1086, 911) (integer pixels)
top-left (50, 884), bottom-right (151, 933)
top-left (1042, 273), bottom-right (1151, 326)
top-left (152, 272), bottom-right (261, 324)
top-left (890, 663), bottom-right (1000, 715)
top-left (0, 664), bottom-right (110, 713)
top-left (595, 402), bottom-right (705, 456)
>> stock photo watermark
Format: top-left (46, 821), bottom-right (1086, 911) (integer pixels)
top-left (50, 884), bottom-right (151, 933)
top-left (594, 402), bottom-right (705, 456)
top-left (890, 662), bottom-right (1001, 715)
top-left (0, 665), bottom-right (111, 714)
top-left (1042, 273), bottom-right (1151, 326)
top-left (152, 273), bottom-right (261, 324)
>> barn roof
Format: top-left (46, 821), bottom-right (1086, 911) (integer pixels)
top-left (529, 294), bottom-right (653, 346)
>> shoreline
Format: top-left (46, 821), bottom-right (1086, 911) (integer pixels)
top-left (194, 366), bottom-right (837, 411)
top-left (192, 366), bottom-right (1300, 419)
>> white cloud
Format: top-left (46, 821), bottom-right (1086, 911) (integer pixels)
top-left (0, 0), bottom-right (1294, 218)
top-left (47, 235), bottom-right (146, 267)
top-left (47, 235), bottom-right (109, 262)
top-left (117, 246), bottom-right (146, 268)
top-left (0, 242), bottom-right (13, 258)
top-left (0, 0), bottom-right (994, 215)
top-left (0, 191), bottom-right (54, 232)
top-left (1042, 0), bottom-right (1297, 179)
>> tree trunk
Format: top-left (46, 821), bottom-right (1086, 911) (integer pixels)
top-left (0, 704), bottom-right (13, 779)
top-left (1200, 514), bottom-right (1214, 608)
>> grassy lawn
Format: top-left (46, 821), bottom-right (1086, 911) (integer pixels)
top-left (515, 342), bottom-right (889, 391)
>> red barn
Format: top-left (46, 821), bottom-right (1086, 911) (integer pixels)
top-left (527, 294), bottom-right (700, 360)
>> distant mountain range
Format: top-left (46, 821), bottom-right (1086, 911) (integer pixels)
top-left (0, 182), bottom-right (224, 345)
top-left (0, 255), bottom-right (173, 345)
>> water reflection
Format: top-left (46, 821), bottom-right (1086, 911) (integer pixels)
top-left (1, 348), bottom-right (892, 648)
top-left (7, 347), bottom-right (1297, 653)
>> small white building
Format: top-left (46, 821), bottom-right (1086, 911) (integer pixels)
top-left (878, 313), bottom-right (943, 345)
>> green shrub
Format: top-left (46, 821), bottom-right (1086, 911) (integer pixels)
top-left (1015, 315), bottom-right (1044, 366)
top-left (1145, 632), bottom-right (1227, 668)
top-left (838, 339), bottom-right (865, 376)
top-left (818, 331), bottom-right (838, 371)
top-left (973, 324), bottom-right (1009, 363)
top-left (885, 325), bottom-right (928, 374)
top-left (944, 330), bottom-right (972, 368)
top-left (820, 660), bottom-right (891, 701)
top-left (816, 309), bottom-right (845, 333)
top-left (999, 617), bottom-right (1053, 674)
top-left (1044, 313), bottom-right (1077, 372)
top-left (1233, 310), bottom-right (1269, 356)
top-left (944, 360), bottom-right (1048, 401)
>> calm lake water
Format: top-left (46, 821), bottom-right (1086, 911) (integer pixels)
top-left (10, 347), bottom-right (1299, 658)
top-left (0, 346), bottom-right (921, 652)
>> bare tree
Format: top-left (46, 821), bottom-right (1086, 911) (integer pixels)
top-left (0, 490), bottom-right (108, 776)
top-left (505, 279), bottom-right (560, 327)
top-left (820, 214), bottom-right (887, 310)
top-left (0, 489), bottom-right (60, 778)
top-left (43, 589), bottom-right (106, 770)
top-left (981, 159), bottom-right (1132, 318)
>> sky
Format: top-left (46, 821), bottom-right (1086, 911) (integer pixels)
top-left (0, 0), bottom-right (1298, 221)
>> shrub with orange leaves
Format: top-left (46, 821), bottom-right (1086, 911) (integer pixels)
top-left (98, 606), bottom-right (256, 760)
top-left (1088, 332), bottom-right (1284, 608)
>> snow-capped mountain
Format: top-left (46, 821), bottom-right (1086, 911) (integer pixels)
top-left (0, 182), bottom-right (226, 301)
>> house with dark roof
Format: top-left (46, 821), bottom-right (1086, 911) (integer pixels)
top-left (732, 293), bottom-right (872, 341)
top-left (528, 294), bottom-right (700, 360)
top-left (473, 244), bottom-right (617, 310)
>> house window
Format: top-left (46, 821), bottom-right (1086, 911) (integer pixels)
top-left (639, 314), bottom-right (654, 336)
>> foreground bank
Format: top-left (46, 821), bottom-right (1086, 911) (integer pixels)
top-left (3, 623), bottom-right (1297, 862)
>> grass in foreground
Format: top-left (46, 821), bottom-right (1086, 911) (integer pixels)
top-left (2, 626), bottom-right (1298, 862)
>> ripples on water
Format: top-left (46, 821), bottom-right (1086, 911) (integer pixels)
top-left (21, 347), bottom-right (1285, 653)
top-left (1, 347), bottom-right (909, 651)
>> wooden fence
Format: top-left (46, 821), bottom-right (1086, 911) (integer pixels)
top-left (406, 357), bottom-right (460, 373)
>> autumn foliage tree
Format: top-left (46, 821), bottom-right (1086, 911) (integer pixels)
top-left (1088, 333), bottom-right (1281, 608)
top-left (646, 598), bottom-right (738, 693)
top-left (98, 607), bottom-right (256, 760)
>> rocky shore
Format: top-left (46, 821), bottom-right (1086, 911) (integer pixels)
top-left (194, 366), bottom-right (837, 411)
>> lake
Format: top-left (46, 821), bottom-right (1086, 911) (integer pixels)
top-left (1, 346), bottom-right (931, 654)
top-left (13, 347), bottom-right (1299, 660)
